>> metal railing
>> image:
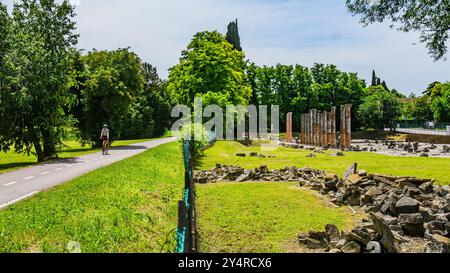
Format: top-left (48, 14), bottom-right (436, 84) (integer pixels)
top-left (176, 140), bottom-right (197, 253)
top-left (393, 121), bottom-right (450, 136)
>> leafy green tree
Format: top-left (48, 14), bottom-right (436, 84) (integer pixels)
top-left (167, 31), bottom-right (251, 108)
top-left (413, 96), bottom-right (434, 121)
top-left (0, 3), bottom-right (9, 102)
top-left (358, 86), bottom-right (401, 130)
top-left (0, 0), bottom-right (78, 162)
top-left (226, 19), bottom-right (242, 51)
top-left (122, 63), bottom-right (172, 139)
top-left (0, 3), bottom-right (8, 68)
top-left (245, 62), bottom-right (259, 106)
top-left (346, 0), bottom-right (450, 60)
top-left (429, 82), bottom-right (450, 122)
top-left (246, 62), bottom-right (366, 130)
top-left (76, 48), bottom-right (145, 145)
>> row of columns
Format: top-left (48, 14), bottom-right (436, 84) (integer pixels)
top-left (285, 106), bottom-right (352, 149)
top-left (299, 107), bottom-right (338, 148)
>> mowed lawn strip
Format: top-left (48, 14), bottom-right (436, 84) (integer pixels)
top-left (197, 182), bottom-right (357, 253)
top-left (0, 142), bottom-right (183, 253)
top-left (197, 141), bottom-right (450, 185)
top-left (0, 138), bottom-right (157, 174)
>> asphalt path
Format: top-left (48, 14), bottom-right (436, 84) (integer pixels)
top-left (0, 137), bottom-right (176, 210)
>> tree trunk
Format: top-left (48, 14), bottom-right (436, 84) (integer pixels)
top-left (42, 131), bottom-right (57, 160)
top-left (33, 141), bottom-right (44, 162)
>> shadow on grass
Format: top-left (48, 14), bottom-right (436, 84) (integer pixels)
top-left (0, 162), bottom-right (36, 173)
top-left (0, 143), bottom-right (151, 174)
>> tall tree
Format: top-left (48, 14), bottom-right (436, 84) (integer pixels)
top-left (381, 80), bottom-right (389, 91)
top-left (167, 31), bottom-right (251, 107)
top-left (429, 82), bottom-right (450, 122)
top-left (0, 0), bottom-right (78, 162)
top-left (75, 48), bottom-right (145, 145)
top-left (122, 62), bottom-right (172, 139)
top-left (226, 19), bottom-right (242, 51)
top-left (0, 3), bottom-right (9, 89)
top-left (358, 86), bottom-right (401, 130)
top-left (346, 0), bottom-right (450, 61)
top-left (371, 70), bottom-right (377, 86)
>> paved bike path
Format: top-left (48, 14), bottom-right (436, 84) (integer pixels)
top-left (0, 137), bottom-right (176, 210)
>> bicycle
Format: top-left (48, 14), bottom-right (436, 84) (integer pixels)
top-left (101, 138), bottom-right (109, 155)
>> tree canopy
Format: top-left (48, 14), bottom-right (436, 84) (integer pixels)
top-left (358, 86), bottom-right (401, 130)
top-left (346, 0), bottom-right (450, 61)
top-left (74, 48), bottom-right (146, 144)
top-left (0, 0), bottom-right (78, 161)
top-left (167, 31), bottom-right (251, 107)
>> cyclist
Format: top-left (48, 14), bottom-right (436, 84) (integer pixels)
top-left (100, 124), bottom-right (110, 155)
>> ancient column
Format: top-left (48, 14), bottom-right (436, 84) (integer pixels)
top-left (317, 111), bottom-right (322, 146)
top-left (340, 105), bottom-right (346, 149)
top-left (346, 105), bottom-right (352, 148)
top-left (322, 110), bottom-right (328, 147)
top-left (308, 109), bottom-right (313, 145)
top-left (331, 107), bottom-right (337, 148)
top-left (326, 111), bottom-right (332, 146)
top-left (311, 109), bottom-right (316, 146)
top-left (286, 112), bottom-right (293, 143)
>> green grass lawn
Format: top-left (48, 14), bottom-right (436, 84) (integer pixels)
top-left (196, 141), bottom-right (450, 185)
top-left (195, 140), bottom-right (450, 253)
top-left (0, 141), bottom-right (183, 253)
top-left (197, 182), bottom-right (358, 253)
top-left (0, 138), bottom-right (156, 174)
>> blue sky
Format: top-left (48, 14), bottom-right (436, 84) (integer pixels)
top-left (3, 0), bottom-right (450, 95)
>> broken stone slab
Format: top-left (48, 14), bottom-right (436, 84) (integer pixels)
top-left (341, 241), bottom-right (362, 253)
top-left (395, 197), bottom-right (420, 214)
top-left (373, 176), bottom-right (397, 187)
top-left (346, 174), bottom-right (364, 186)
top-left (370, 212), bottom-right (402, 253)
top-left (236, 170), bottom-right (253, 182)
top-left (419, 181), bottom-right (435, 193)
top-left (395, 177), bottom-right (433, 186)
top-left (325, 224), bottom-right (340, 245)
top-left (398, 213), bottom-right (424, 225)
top-left (306, 237), bottom-right (328, 249)
top-left (426, 235), bottom-right (450, 253)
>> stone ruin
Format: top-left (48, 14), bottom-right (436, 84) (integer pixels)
top-left (349, 139), bottom-right (450, 158)
top-left (194, 164), bottom-right (450, 253)
top-left (286, 105), bottom-right (352, 150)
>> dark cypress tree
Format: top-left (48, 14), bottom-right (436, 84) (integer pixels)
top-left (371, 70), bottom-right (377, 86)
top-left (381, 80), bottom-right (389, 91)
top-left (226, 19), bottom-right (242, 51)
top-left (376, 77), bottom-right (381, 86)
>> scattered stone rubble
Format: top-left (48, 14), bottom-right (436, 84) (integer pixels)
top-left (235, 152), bottom-right (276, 159)
top-left (194, 163), bottom-right (450, 253)
top-left (194, 164), bottom-right (327, 184)
top-left (280, 139), bottom-right (450, 158)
